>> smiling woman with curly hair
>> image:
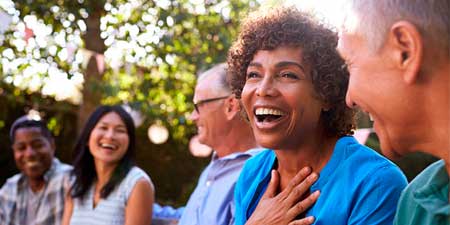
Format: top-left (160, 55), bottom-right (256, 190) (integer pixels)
top-left (227, 6), bottom-right (407, 225)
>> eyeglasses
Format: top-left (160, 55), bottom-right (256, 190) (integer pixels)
top-left (194, 96), bottom-right (229, 114)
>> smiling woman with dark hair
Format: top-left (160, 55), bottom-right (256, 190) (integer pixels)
top-left (227, 6), bottom-right (407, 225)
top-left (62, 105), bottom-right (154, 225)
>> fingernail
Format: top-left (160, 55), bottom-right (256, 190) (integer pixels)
top-left (308, 216), bottom-right (315, 222)
top-left (303, 166), bottom-right (311, 173)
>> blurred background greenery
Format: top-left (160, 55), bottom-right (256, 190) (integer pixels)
top-left (0, 0), bottom-right (438, 206)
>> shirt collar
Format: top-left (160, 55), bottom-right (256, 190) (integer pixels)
top-left (414, 160), bottom-right (450, 215)
top-left (211, 147), bottom-right (262, 162)
top-left (311, 136), bottom-right (355, 191)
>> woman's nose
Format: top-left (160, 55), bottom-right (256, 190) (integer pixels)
top-left (256, 76), bottom-right (277, 97)
top-left (104, 128), bottom-right (115, 139)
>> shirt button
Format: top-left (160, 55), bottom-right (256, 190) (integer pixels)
top-left (206, 181), bottom-right (212, 186)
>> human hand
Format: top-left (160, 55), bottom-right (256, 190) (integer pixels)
top-left (245, 167), bottom-right (320, 225)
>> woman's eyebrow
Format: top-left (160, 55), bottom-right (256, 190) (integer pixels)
top-left (275, 61), bottom-right (306, 73)
top-left (248, 62), bottom-right (262, 68)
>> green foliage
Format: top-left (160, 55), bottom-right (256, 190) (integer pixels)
top-left (1, 0), bottom-right (258, 204)
top-left (1, 0), bottom-right (258, 141)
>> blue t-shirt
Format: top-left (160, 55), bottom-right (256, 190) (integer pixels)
top-left (235, 136), bottom-right (408, 225)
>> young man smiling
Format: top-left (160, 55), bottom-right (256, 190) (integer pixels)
top-left (0, 116), bottom-right (72, 225)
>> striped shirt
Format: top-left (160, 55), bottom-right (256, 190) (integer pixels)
top-left (0, 158), bottom-right (72, 225)
top-left (69, 166), bottom-right (151, 225)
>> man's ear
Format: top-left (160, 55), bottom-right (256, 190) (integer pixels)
top-left (388, 21), bottom-right (423, 84)
top-left (50, 137), bottom-right (56, 154)
top-left (224, 95), bottom-right (240, 120)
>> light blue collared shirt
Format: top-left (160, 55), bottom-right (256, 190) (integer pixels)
top-left (154, 148), bottom-right (261, 225)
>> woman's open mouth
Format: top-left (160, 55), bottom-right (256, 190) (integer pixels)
top-left (254, 107), bottom-right (287, 128)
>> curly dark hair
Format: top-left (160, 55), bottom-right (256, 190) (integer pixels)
top-left (227, 6), bottom-right (355, 137)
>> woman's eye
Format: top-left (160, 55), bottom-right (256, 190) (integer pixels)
top-left (280, 72), bottom-right (299, 79)
top-left (116, 128), bottom-right (127, 134)
top-left (246, 72), bottom-right (259, 80)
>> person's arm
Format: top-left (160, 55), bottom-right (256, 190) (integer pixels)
top-left (0, 185), bottom-right (7, 223)
top-left (153, 203), bottom-right (184, 219)
top-left (246, 168), bottom-right (320, 225)
top-left (124, 178), bottom-right (154, 225)
top-left (61, 193), bottom-right (73, 225)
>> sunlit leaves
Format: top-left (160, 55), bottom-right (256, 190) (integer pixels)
top-left (1, 0), bottom-right (258, 141)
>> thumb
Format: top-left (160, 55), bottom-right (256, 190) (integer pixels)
top-left (262, 170), bottom-right (279, 199)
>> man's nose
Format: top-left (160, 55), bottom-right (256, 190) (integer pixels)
top-left (24, 146), bottom-right (37, 157)
top-left (345, 88), bottom-right (356, 108)
top-left (189, 108), bottom-right (199, 121)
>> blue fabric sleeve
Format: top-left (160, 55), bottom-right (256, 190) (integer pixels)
top-left (348, 164), bottom-right (407, 225)
top-left (234, 165), bottom-right (246, 225)
top-left (152, 203), bottom-right (185, 219)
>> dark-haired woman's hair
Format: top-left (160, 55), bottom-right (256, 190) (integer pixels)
top-left (227, 7), bottom-right (355, 137)
top-left (71, 105), bottom-right (136, 199)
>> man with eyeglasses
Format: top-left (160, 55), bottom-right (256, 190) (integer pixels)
top-left (153, 63), bottom-right (260, 225)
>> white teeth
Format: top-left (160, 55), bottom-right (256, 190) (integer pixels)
top-left (368, 113), bottom-right (374, 121)
top-left (100, 143), bottom-right (116, 149)
top-left (25, 161), bottom-right (39, 167)
top-left (255, 108), bottom-right (285, 116)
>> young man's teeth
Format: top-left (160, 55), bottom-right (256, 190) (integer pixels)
top-left (369, 113), bottom-right (374, 121)
top-left (255, 108), bottom-right (284, 116)
top-left (26, 161), bottom-right (39, 167)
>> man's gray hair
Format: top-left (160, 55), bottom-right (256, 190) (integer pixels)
top-left (342, 0), bottom-right (449, 54)
top-left (198, 63), bottom-right (231, 95)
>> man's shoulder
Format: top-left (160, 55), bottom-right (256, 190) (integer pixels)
top-left (0, 173), bottom-right (23, 198)
top-left (51, 158), bottom-right (72, 174)
top-left (1, 173), bottom-right (22, 189)
top-left (407, 159), bottom-right (446, 190)
top-left (394, 160), bottom-right (448, 225)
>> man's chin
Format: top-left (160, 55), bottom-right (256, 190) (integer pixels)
top-left (380, 143), bottom-right (403, 160)
top-left (197, 136), bottom-right (208, 146)
top-left (24, 172), bottom-right (46, 180)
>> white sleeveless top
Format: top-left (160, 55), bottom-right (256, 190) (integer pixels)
top-left (69, 167), bottom-right (151, 225)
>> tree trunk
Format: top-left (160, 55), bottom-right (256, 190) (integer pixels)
top-left (77, 9), bottom-right (105, 133)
